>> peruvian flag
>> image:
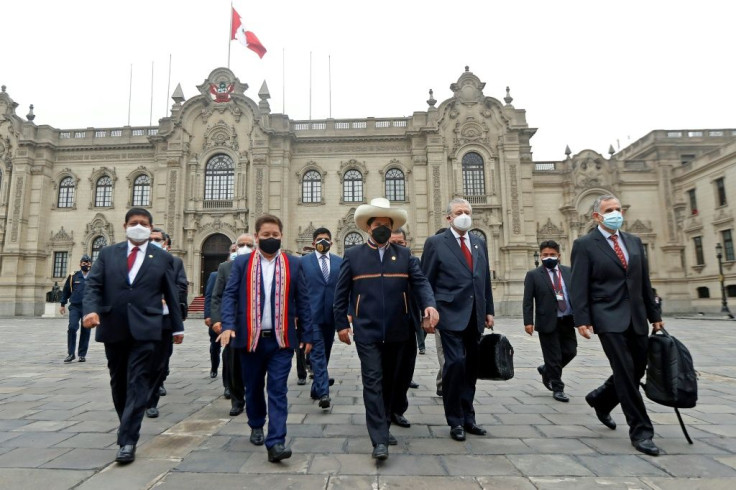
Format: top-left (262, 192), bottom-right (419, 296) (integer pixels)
top-left (231, 7), bottom-right (267, 59)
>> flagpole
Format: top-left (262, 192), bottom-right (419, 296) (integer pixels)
top-left (282, 48), bottom-right (285, 113)
top-left (309, 51), bottom-right (312, 120)
top-left (328, 54), bottom-right (332, 119)
top-left (149, 60), bottom-right (154, 126)
top-left (165, 54), bottom-right (172, 117)
top-left (127, 64), bottom-right (133, 126)
top-left (228, 1), bottom-right (233, 68)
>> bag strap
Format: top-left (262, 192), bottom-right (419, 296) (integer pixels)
top-left (675, 407), bottom-right (693, 444)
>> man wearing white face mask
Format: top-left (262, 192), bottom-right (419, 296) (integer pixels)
top-left (82, 208), bottom-right (184, 465)
top-left (570, 194), bottom-right (664, 457)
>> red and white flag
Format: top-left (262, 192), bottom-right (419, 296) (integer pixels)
top-left (231, 7), bottom-right (267, 59)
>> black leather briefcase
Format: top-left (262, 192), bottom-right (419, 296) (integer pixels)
top-left (477, 333), bottom-right (514, 380)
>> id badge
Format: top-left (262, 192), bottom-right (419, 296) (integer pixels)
top-left (555, 293), bottom-right (564, 301)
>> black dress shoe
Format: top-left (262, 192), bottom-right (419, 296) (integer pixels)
top-left (464, 423), bottom-right (487, 436)
top-left (436, 388), bottom-right (443, 397)
top-left (223, 387), bottom-right (231, 399)
top-left (409, 380), bottom-right (419, 389)
top-left (419, 348), bottom-right (426, 355)
top-left (229, 406), bottom-right (244, 416)
top-left (537, 365), bottom-right (553, 391)
top-left (372, 443), bottom-right (389, 460)
top-left (391, 413), bottom-right (411, 428)
top-left (297, 378), bottom-right (307, 385)
top-left (64, 354), bottom-right (75, 363)
top-left (210, 371), bottom-right (217, 379)
top-left (158, 385), bottom-right (166, 397)
top-left (78, 357), bottom-right (86, 362)
top-left (267, 443), bottom-right (292, 462)
top-left (553, 391), bottom-right (570, 402)
top-left (585, 393), bottom-right (616, 430)
top-left (632, 438), bottom-right (660, 456)
top-left (115, 444), bottom-right (136, 464)
top-left (318, 395), bottom-right (331, 409)
top-left (145, 407), bottom-right (159, 418)
top-left (450, 425), bottom-right (466, 441)
top-left (250, 427), bottom-right (265, 446)
top-left (388, 433), bottom-right (398, 445)
top-left (329, 378), bottom-right (335, 386)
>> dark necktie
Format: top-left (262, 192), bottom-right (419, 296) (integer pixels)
top-left (609, 235), bottom-right (627, 269)
top-left (460, 236), bottom-right (473, 269)
top-left (320, 255), bottom-right (329, 283)
top-left (127, 246), bottom-right (139, 272)
top-left (552, 269), bottom-right (566, 312)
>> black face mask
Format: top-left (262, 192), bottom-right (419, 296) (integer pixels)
top-left (81, 265), bottom-right (91, 272)
top-left (258, 238), bottom-right (281, 254)
top-left (315, 239), bottom-right (331, 254)
top-left (371, 225), bottom-right (392, 245)
top-left (542, 257), bottom-right (559, 269)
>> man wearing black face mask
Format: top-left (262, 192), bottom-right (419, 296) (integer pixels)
top-left (522, 240), bottom-right (577, 402)
top-left (60, 254), bottom-right (93, 362)
top-left (333, 198), bottom-right (439, 460)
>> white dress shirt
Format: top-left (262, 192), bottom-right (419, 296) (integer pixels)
top-left (597, 225), bottom-right (630, 263)
top-left (127, 240), bottom-right (149, 284)
top-left (260, 252), bottom-right (279, 331)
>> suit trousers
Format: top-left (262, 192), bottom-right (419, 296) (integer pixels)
top-left (391, 331), bottom-right (418, 416)
top-left (223, 344), bottom-right (244, 409)
top-left (590, 325), bottom-right (653, 442)
top-left (538, 315), bottom-right (577, 391)
top-left (310, 323), bottom-right (336, 398)
top-left (435, 330), bottom-right (445, 391)
top-left (147, 334), bottom-right (173, 409)
top-left (239, 336), bottom-right (294, 449)
top-left (440, 322), bottom-right (480, 428)
top-left (104, 339), bottom-right (157, 446)
top-left (67, 305), bottom-right (90, 357)
top-left (355, 338), bottom-right (414, 446)
top-left (208, 328), bottom-right (221, 374)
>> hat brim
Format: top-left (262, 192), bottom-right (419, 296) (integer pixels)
top-left (354, 204), bottom-right (407, 233)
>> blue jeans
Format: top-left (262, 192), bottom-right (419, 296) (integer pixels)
top-left (67, 305), bottom-right (90, 357)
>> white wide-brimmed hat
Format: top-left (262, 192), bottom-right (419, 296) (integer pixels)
top-left (354, 197), bottom-right (408, 233)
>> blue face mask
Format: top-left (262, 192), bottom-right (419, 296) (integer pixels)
top-left (229, 252), bottom-right (238, 261)
top-left (602, 210), bottom-right (624, 231)
top-left (150, 240), bottom-right (164, 249)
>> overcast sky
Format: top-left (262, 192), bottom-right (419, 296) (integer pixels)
top-left (2, 0), bottom-right (733, 161)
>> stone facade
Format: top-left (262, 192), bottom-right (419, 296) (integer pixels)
top-left (0, 68), bottom-right (733, 316)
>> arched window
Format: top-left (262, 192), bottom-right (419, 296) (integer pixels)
top-left (91, 236), bottom-right (107, 262)
top-left (132, 174), bottom-right (151, 206)
top-left (58, 176), bottom-right (75, 208)
top-left (205, 154), bottom-right (234, 201)
top-left (385, 168), bottom-right (405, 201)
top-left (469, 228), bottom-right (487, 243)
top-left (95, 176), bottom-right (113, 207)
top-left (302, 170), bottom-right (322, 203)
top-left (344, 232), bottom-right (364, 250)
top-left (343, 169), bottom-right (363, 202)
top-left (462, 152), bottom-right (485, 196)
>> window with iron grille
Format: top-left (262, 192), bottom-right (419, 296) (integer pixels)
top-left (58, 176), bottom-right (75, 208)
top-left (715, 177), bottom-right (727, 206)
top-left (469, 228), bottom-right (487, 243)
top-left (687, 188), bottom-right (697, 214)
top-left (693, 236), bottom-right (705, 266)
top-left (302, 170), bottom-right (322, 203)
top-left (132, 174), bottom-right (151, 206)
top-left (95, 176), bottom-right (113, 207)
top-left (52, 251), bottom-right (68, 278)
top-left (722, 229), bottom-right (735, 261)
top-left (343, 169), bottom-right (363, 202)
top-left (462, 152), bottom-right (485, 196)
top-left (92, 236), bottom-right (107, 263)
top-left (385, 168), bottom-right (405, 201)
top-left (344, 231), bottom-right (364, 250)
top-left (204, 155), bottom-right (234, 201)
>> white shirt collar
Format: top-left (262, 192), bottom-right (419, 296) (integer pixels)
top-left (128, 240), bottom-right (149, 254)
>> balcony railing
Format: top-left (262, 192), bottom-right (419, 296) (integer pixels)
top-left (202, 200), bottom-right (233, 209)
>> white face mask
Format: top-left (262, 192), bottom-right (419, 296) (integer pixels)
top-left (452, 213), bottom-right (472, 232)
top-left (237, 245), bottom-right (252, 255)
top-left (126, 224), bottom-right (151, 242)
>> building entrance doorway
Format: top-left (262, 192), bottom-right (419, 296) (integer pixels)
top-left (200, 233), bottom-right (231, 294)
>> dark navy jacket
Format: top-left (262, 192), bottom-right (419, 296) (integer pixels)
top-left (60, 270), bottom-right (88, 307)
top-left (333, 241), bottom-right (436, 343)
top-left (299, 252), bottom-right (342, 329)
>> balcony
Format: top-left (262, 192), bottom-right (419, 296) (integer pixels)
top-left (202, 200), bottom-right (233, 209)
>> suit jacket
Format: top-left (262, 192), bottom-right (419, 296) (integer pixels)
top-left (570, 228), bottom-right (661, 335)
top-left (300, 252), bottom-right (342, 328)
top-left (333, 241), bottom-right (436, 343)
top-left (210, 261), bottom-right (234, 324)
top-left (172, 256), bottom-right (189, 320)
top-left (203, 270), bottom-right (218, 319)
top-left (83, 241), bottom-right (184, 343)
top-left (221, 252), bottom-right (312, 350)
top-left (421, 228), bottom-right (494, 333)
top-left (522, 264), bottom-right (572, 333)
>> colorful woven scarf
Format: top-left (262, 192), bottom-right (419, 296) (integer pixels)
top-left (244, 251), bottom-right (291, 352)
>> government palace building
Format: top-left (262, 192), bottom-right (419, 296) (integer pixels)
top-left (0, 67), bottom-right (734, 317)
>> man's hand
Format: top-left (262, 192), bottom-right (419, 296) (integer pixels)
top-left (422, 317), bottom-right (435, 334)
top-left (204, 318), bottom-right (212, 327)
top-left (651, 321), bottom-right (664, 333)
top-left (524, 324), bottom-right (534, 336)
top-left (212, 322), bottom-right (222, 335)
top-left (59, 305), bottom-right (66, 315)
top-left (82, 313), bottom-right (100, 328)
top-left (486, 315), bottom-right (495, 329)
top-left (338, 327), bottom-right (352, 345)
top-left (173, 333), bottom-right (184, 345)
top-left (577, 325), bottom-right (593, 339)
top-left (217, 329), bottom-right (236, 348)
top-left (300, 342), bottom-right (313, 355)
top-left (424, 307), bottom-right (439, 328)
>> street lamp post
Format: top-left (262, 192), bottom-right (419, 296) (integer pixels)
top-left (715, 243), bottom-right (734, 319)
top-left (533, 250), bottom-right (540, 268)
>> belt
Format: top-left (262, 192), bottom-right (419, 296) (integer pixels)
top-left (260, 330), bottom-right (274, 338)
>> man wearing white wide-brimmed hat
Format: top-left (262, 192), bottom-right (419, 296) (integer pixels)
top-left (333, 197), bottom-right (439, 461)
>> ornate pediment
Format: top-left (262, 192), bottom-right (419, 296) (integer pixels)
top-left (295, 222), bottom-right (317, 253)
top-left (538, 218), bottom-right (564, 237)
top-left (83, 213), bottom-right (115, 249)
top-left (49, 226), bottom-right (74, 244)
top-left (571, 150), bottom-right (615, 190)
top-left (203, 120), bottom-right (239, 152)
top-left (338, 159), bottom-right (368, 180)
top-left (627, 219), bottom-right (654, 235)
top-left (450, 66), bottom-right (486, 105)
top-left (199, 218), bottom-right (237, 237)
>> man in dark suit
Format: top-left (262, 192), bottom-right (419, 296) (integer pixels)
top-left (523, 239), bottom-right (577, 402)
top-left (570, 194), bottom-right (663, 456)
top-left (204, 268), bottom-right (220, 378)
top-left (82, 208), bottom-right (184, 464)
top-left (59, 254), bottom-right (93, 362)
top-left (219, 216), bottom-right (312, 463)
top-left (334, 198), bottom-right (438, 461)
top-left (299, 227), bottom-right (342, 409)
top-left (421, 198), bottom-right (494, 442)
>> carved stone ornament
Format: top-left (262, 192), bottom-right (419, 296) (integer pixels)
top-left (338, 159), bottom-right (368, 181)
top-left (203, 120), bottom-right (239, 152)
top-left (449, 66), bottom-right (486, 105)
top-left (296, 222), bottom-right (317, 252)
top-left (83, 213), bottom-right (115, 248)
top-left (538, 218), bottom-right (564, 237)
top-left (627, 219), bottom-right (654, 235)
top-left (570, 150), bottom-right (615, 190)
top-left (49, 226), bottom-right (74, 244)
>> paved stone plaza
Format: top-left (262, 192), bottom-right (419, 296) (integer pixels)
top-left (0, 316), bottom-right (735, 489)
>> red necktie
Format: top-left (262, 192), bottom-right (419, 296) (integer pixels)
top-left (460, 236), bottom-right (473, 269)
top-left (552, 269), bottom-right (566, 312)
top-left (609, 235), bottom-right (627, 269)
top-left (127, 246), bottom-right (139, 272)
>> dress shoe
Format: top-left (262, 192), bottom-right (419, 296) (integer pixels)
top-left (585, 393), bottom-right (616, 430)
top-left (145, 407), bottom-right (159, 418)
top-left (632, 438), bottom-right (660, 456)
top-left (115, 444), bottom-right (136, 464)
top-left (318, 395), bottom-right (331, 409)
top-left (210, 371), bottom-right (217, 379)
top-left (553, 391), bottom-right (570, 403)
top-left (419, 348), bottom-right (426, 355)
top-left (372, 443), bottom-right (389, 460)
top-left (436, 388), bottom-right (443, 397)
top-left (409, 380), bottom-right (419, 389)
top-left (329, 378), bottom-right (335, 386)
top-left (450, 425), bottom-right (466, 441)
top-left (78, 357), bottom-right (86, 362)
top-left (229, 406), bottom-right (244, 416)
top-left (388, 433), bottom-right (397, 445)
top-left (464, 423), bottom-right (487, 436)
top-left (537, 365), bottom-right (553, 391)
top-left (267, 443), bottom-right (292, 462)
top-left (158, 385), bottom-right (166, 396)
top-left (297, 378), bottom-right (307, 385)
top-left (223, 387), bottom-right (231, 399)
top-left (391, 413), bottom-right (411, 428)
top-left (250, 427), bottom-right (265, 446)
top-left (64, 354), bottom-right (75, 363)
